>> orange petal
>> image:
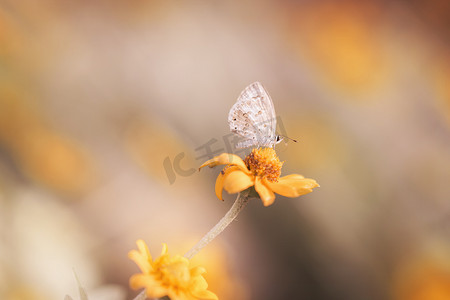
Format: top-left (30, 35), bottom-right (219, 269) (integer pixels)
top-left (190, 266), bottom-right (207, 277)
top-left (128, 240), bottom-right (153, 273)
top-left (199, 153), bottom-right (249, 173)
top-left (129, 274), bottom-right (166, 298)
top-left (129, 273), bottom-right (150, 290)
top-left (277, 174), bottom-right (305, 180)
top-left (255, 177), bottom-right (275, 206)
top-left (160, 243), bottom-right (168, 256)
top-left (137, 239), bottom-right (152, 261)
top-left (223, 170), bottom-right (254, 194)
top-left (190, 273), bottom-right (209, 292)
top-left (266, 175), bottom-right (319, 198)
top-left (214, 166), bottom-right (241, 200)
top-left (192, 290), bottom-right (219, 300)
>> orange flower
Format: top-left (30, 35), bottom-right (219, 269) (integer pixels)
top-left (199, 148), bottom-right (319, 206)
top-left (128, 240), bottom-right (218, 300)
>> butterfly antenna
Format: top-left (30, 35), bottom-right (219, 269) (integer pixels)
top-left (280, 135), bottom-right (298, 143)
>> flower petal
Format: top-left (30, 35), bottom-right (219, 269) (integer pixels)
top-left (129, 273), bottom-right (149, 290)
top-left (146, 286), bottom-right (167, 299)
top-left (161, 243), bottom-right (168, 256)
top-left (223, 170), bottom-right (254, 194)
top-left (137, 239), bottom-right (152, 261)
top-left (266, 175), bottom-right (319, 198)
top-left (199, 153), bottom-right (248, 173)
top-left (255, 177), bottom-right (275, 206)
top-left (189, 272), bottom-right (219, 300)
top-left (128, 240), bottom-right (153, 273)
top-left (128, 250), bottom-right (150, 274)
top-left (215, 174), bottom-right (225, 201)
top-left (277, 174), bottom-right (305, 180)
top-left (190, 274), bottom-right (209, 292)
top-left (130, 274), bottom-right (166, 298)
top-left (192, 289), bottom-right (219, 300)
top-left (190, 266), bottom-right (206, 277)
top-left (214, 166), bottom-right (241, 200)
top-left (167, 292), bottom-right (189, 300)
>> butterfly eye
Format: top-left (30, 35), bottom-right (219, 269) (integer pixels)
top-left (276, 136), bottom-right (280, 142)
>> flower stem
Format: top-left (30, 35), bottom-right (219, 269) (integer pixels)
top-left (184, 192), bottom-right (251, 259)
top-left (132, 290), bottom-right (147, 300)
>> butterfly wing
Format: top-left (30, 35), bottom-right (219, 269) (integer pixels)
top-left (228, 82), bottom-right (277, 148)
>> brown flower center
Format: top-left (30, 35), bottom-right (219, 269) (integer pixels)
top-left (244, 148), bottom-right (283, 182)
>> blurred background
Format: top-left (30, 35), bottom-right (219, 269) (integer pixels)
top-left (1, 0), bottom-right (450, 299)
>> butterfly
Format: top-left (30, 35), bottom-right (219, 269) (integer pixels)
top-left (228, 82), bottom-right (283, 149)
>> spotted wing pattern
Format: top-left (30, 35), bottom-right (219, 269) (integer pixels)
top-left (228, 82), bottom-right (277, 148)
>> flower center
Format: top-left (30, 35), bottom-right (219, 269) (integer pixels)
top-left (244, 148), bottom-right (283, 182)
top-left (154, 256), bottom-right (190, 290)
